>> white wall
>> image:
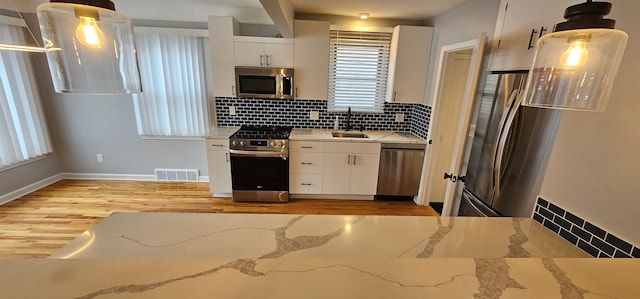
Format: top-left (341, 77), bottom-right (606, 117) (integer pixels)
top-left (423, 0), bottom-right (501, 106)
top-left (540, 0), bottom-right (640, 245)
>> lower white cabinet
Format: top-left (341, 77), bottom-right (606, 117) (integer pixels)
top-left (322, 142), bottom-right (381, 196)
top-left (289, 141), bottom-right (324, 195)
top-left (289, 141), bottom-right (381, 196)
top-left (206, 139), bottom-right (232, 197)
top-left (290, 173), bottom-right (323, 194)
top-left (322, 152), bottom-right (380, 195)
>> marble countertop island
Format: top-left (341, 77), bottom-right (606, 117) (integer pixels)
top-left (3, 213), bottom-right (639, 298)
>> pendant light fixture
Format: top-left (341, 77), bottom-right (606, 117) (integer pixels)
top-left (522, 0), bottom-right (627, 112)
top-left (37, 0), bottom-right (142, 94)
top-left (0, 0), bottom-right (45, 53)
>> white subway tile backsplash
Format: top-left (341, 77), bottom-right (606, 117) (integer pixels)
top-left (214, 97), bottom-right (432, 139)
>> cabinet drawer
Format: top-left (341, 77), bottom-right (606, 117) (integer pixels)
top-left (290, 152), bottom-right (323, 174)
top-left (323, 142), bottom-right (380, 154)
top-left (290, 141), bottom-right (324, 152)
top-left (290, 174), bottom-right (323, 194)
top-left (206, 139), bottom-right (229, 150)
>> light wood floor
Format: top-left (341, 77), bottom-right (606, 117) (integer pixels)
top-left (0, 180), bottom-right (438, 259)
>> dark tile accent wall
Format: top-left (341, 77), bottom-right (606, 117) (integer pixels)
top-left (214, 97), bottom-right (431, 139)
top-left (533, 197), bottom-right (638, 258)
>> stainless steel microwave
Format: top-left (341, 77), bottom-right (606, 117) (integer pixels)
top-left (235, 67), bottom-right (294, 99)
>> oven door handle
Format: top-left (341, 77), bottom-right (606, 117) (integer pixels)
top-left (229, 149), bottom-right (289, 159)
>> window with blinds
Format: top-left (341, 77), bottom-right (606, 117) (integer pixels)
top-left (328, 30), bottom-right (392, 113)
top-left (132, 34), bottom-right (210, 137)
top-left (0, 24), bottom-right (52, 170)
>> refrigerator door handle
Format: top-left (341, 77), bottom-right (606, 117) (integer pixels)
top-left (493, 91), bottom-right (523, 200)
top-left (491, 89), bottom-right (520, 201)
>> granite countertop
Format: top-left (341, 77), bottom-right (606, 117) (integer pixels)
top-left (207, 126), bottom-right (239, 139)
top-left (50, 213), bottom-right (586, 259)
top-left (3, 213), bottom-right (639, 298)
top-left (290, 128), bottom-right (426, 144)
top-left (2, 258), bottom-right (638, 298)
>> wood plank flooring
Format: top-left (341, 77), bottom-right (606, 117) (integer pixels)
top-left (0, 179), bottom-right (438, 259)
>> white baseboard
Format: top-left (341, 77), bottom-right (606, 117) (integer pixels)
top-left (0, 173), bottom-right (65, 205)
top-left (0, 172), bottom-right (211, 206)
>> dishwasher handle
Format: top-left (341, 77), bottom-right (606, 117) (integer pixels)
top-left (380, 143), bottom-right (426, 150)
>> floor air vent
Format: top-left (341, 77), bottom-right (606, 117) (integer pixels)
top-left (154, 169), bottom-right (199, 182)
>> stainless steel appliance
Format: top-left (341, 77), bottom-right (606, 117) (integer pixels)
top-left (229, 125), bottom-right (292, 202)
top-left (458, 70), bottom-right (562, 217)
top-left (375, 143), bottom-right (426, 199)
top-left (235, 67), bottom-right (294, 99)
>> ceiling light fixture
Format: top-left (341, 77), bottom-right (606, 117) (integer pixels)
top-left (522, 0), bottom-right (627, 112)
top-left (37, 0), bottom-right (142, 94)
top-left (359, 13), bottom-right (369, 20)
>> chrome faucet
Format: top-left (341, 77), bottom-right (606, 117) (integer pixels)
top-left (346, 107), bottom-right (351, 131)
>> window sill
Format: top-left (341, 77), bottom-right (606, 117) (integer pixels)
top-left (0, 155), bottom-right (48, 173)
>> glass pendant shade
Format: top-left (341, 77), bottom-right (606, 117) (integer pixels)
top-left (37, 2), bottom-right (141, 94)
top-left (523, 28), bottom-right (627, 111)
top-left (522, 1), bottom-right (628, 112)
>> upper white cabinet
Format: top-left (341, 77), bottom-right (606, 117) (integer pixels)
top-left (234, 36), bottom-right (294, 68)
top-left (386, 25), bottom-right (433, 104)
top-left (293, 20), bottom-right (330, 100)
top-left (209, 16), bottom-right (237, 97)
top-left (490, 0), bottom-right (576, 70)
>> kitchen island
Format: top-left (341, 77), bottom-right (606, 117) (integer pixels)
top-left (4, 213), bottom-right (639, 298)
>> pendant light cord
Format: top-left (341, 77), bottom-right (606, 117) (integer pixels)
top-left (9, 0), bottom-right (44, 48)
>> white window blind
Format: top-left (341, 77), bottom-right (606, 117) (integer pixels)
top-left (133, 34), bottom-right (209, 137)
top-left (0, 24), bottom-right (52, 169)
top-left (328, 30), bottom-right (392, 113)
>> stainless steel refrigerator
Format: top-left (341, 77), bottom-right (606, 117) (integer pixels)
top-left (458, 71), bottom-right (562, 217)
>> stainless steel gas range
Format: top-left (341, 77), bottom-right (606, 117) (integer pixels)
top-left (228, 125), bottom-right (292, 202)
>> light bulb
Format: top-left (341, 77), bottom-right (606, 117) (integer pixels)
top-left (75, 16), bottom-right (104, 48)
top-left (561, 39), bottom-right (589, 69)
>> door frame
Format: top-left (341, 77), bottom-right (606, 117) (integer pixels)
top-left (415, 34), bottom-right (487, 215)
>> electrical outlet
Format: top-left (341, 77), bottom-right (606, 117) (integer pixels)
top-left (229, 106), bottom-right (236, 116)
top-left (395, 113), bottom-right (405, 122)
top-left (96, 154), bottom-right (104, 163)
top-left (310, 111), bottom-right (319, 120)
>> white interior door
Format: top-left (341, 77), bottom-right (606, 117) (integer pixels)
top-left (417, 34), bottom-right (487, 214)
top-left (441, 35), bottom-right (487, 216)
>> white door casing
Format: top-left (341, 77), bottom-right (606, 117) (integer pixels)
top-left (416, 34), bottom-right (487, 216)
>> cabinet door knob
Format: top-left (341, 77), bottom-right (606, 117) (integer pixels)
top-left (347, 154), bottom-right (351, 165)
top-left (352, 155), bottom-right (357, 165)
top-left (301, 183), bottom-right (312, 186)
top-left (260, 54), bottom-right (264, 66)
top-left (266, 55), bottom-right (270, 66)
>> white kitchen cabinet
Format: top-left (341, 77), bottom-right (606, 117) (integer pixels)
top-left (206, 139), bottom-right (232, 197)
top-left (234, 36), bottom-right (294, 68)
top-left (293, 20), bottom-right (330, 99)
top-left (386, 25), bottom-right (433, 103)
top-left (289, 141), bottom-right (324, 194)
top-left (322, 142), bottom-right (381, 196)
top-left (209, 16), bottom-right (237, 97)
top-left (490, 0), bottom-right (576, 70)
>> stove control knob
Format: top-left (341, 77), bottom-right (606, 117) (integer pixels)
top-left (239, 140), bottom-right (246, 146)
top-left (231, 140), bottom-right (237, 147)
top-left (270, 141), bottom-right (276, 147)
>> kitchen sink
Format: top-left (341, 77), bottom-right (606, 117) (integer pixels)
top-left (331, 131), bottom-right (368, 138)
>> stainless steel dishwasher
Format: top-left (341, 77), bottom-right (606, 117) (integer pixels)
top-left (375, 143), bottom-right (426, 199)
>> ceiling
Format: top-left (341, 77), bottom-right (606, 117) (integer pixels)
top-left (12, 0), bottom-right (468, 24)
top-left (118, 0), bottom-right (468, 24)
